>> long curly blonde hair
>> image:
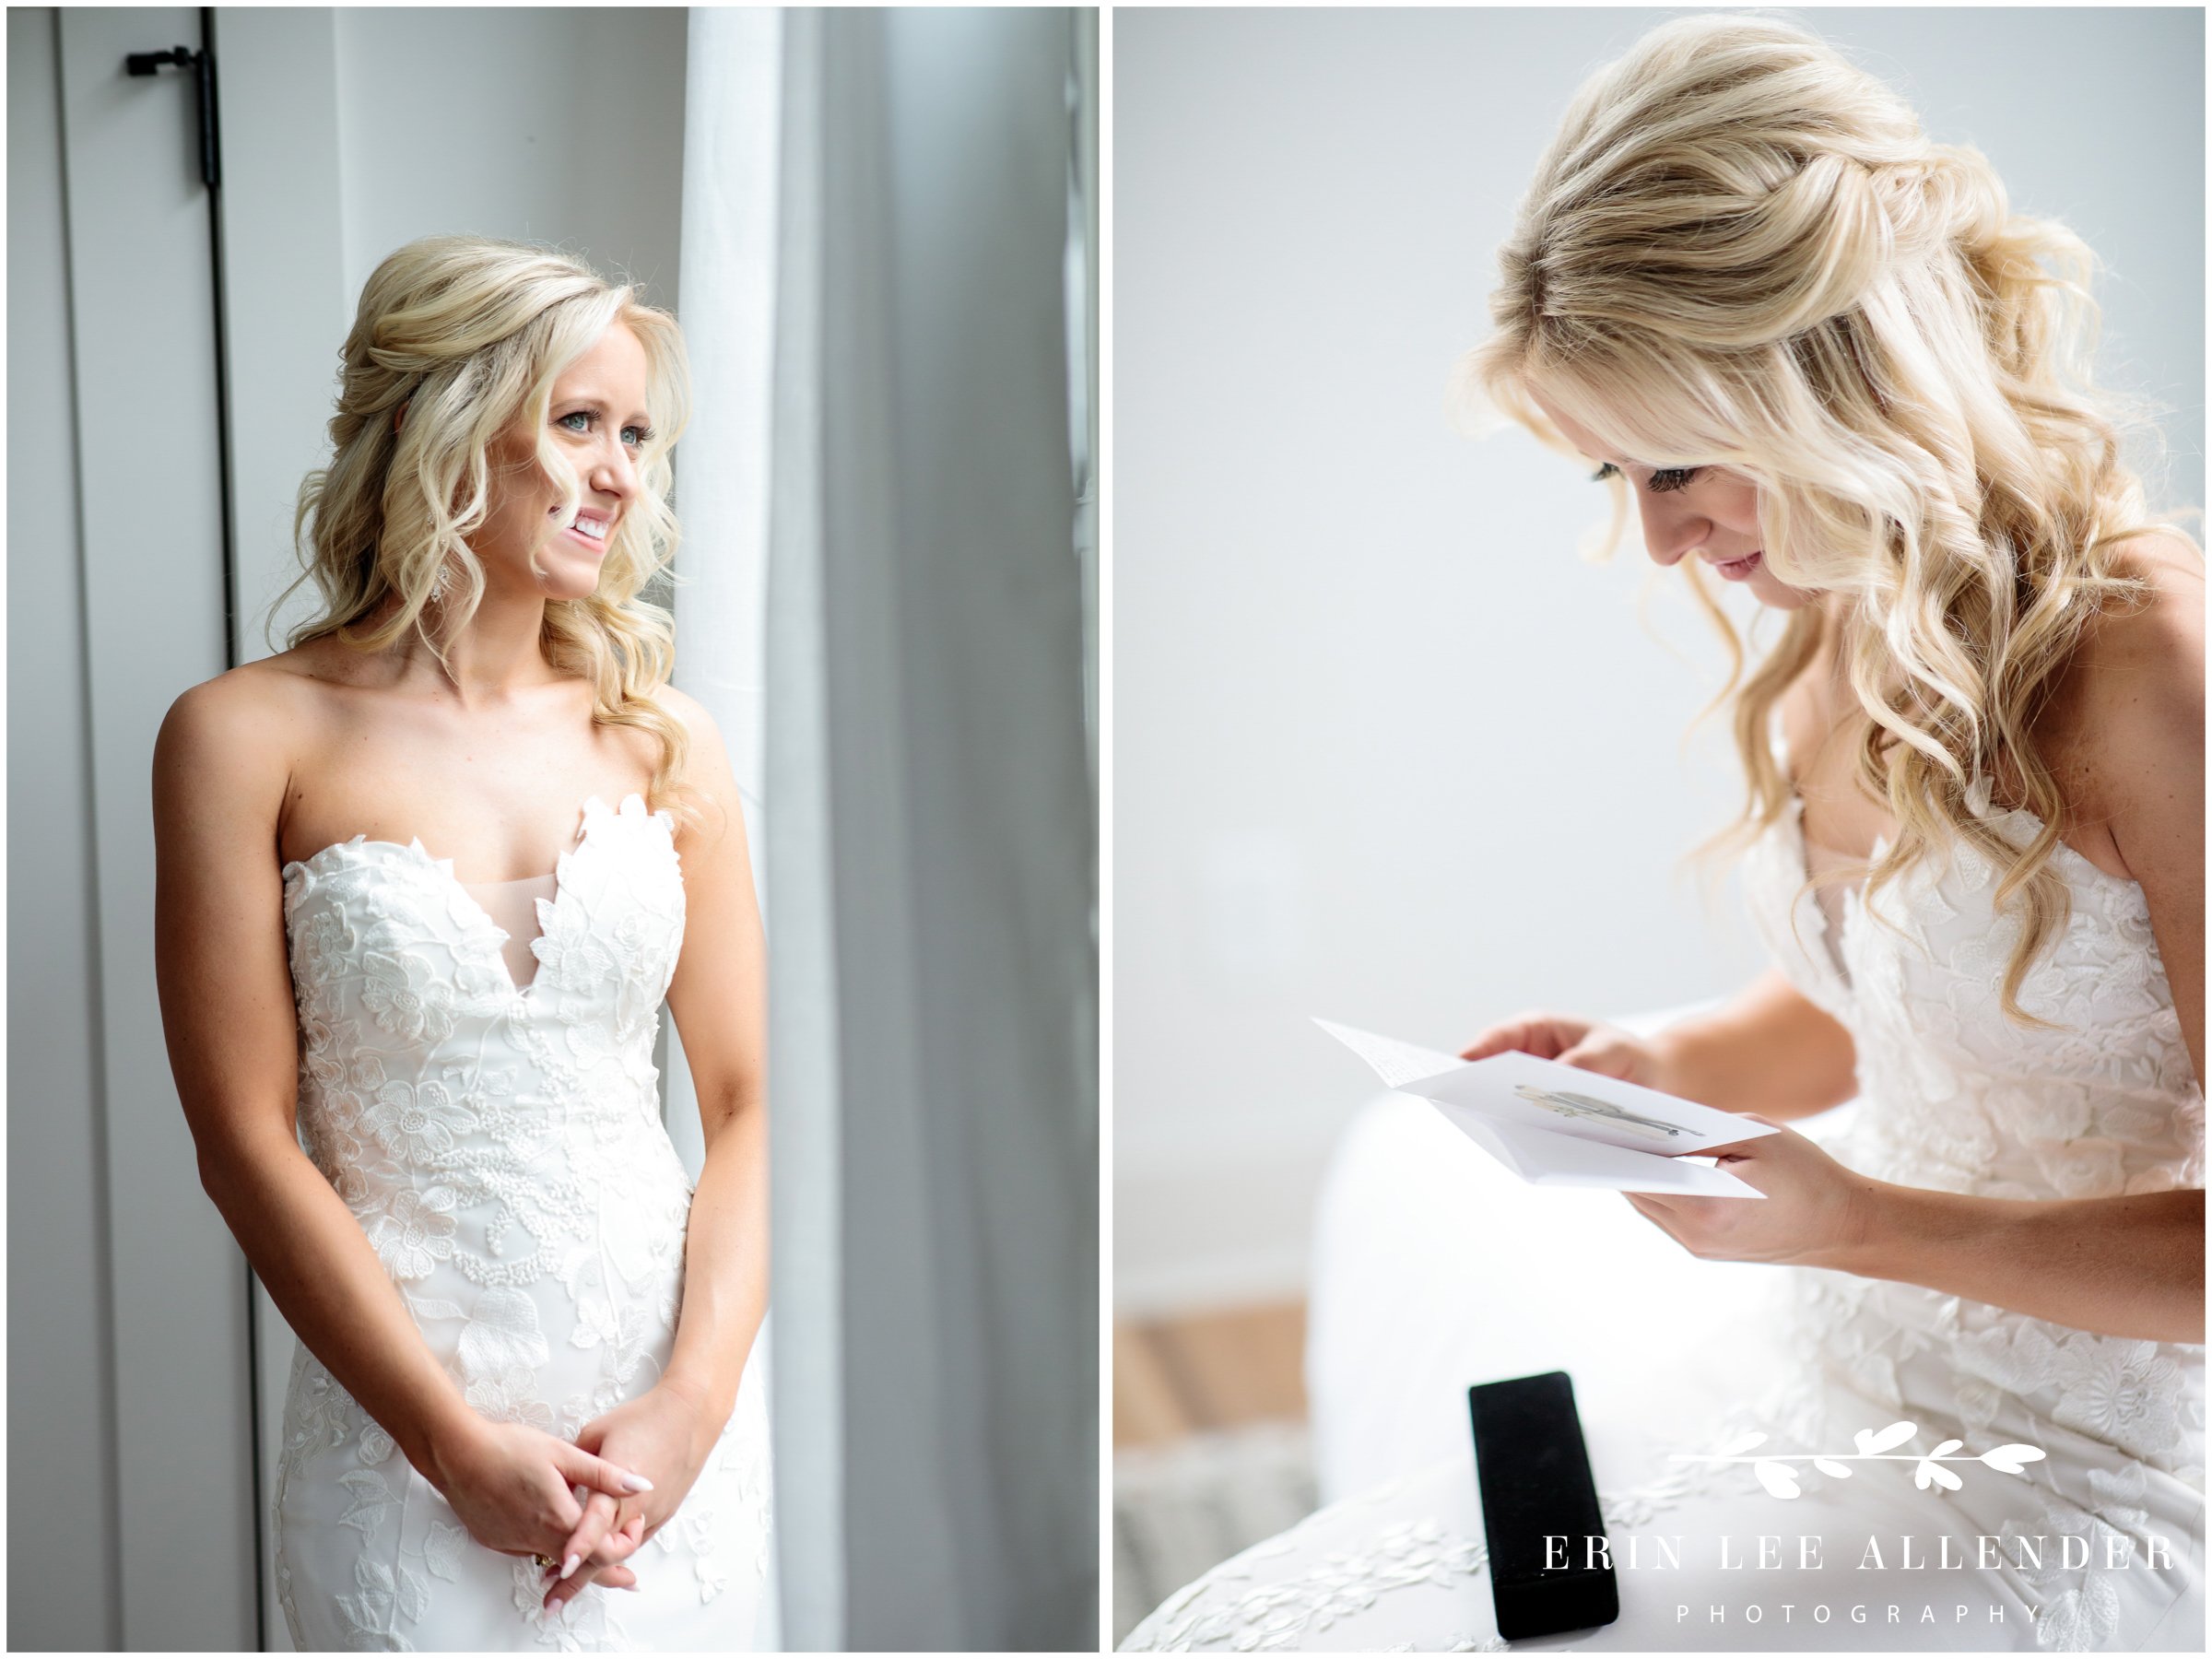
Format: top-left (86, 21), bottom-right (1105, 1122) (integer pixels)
top-left (1465, 13), bottom-right (2197, 1023)
top-left (277, 234), bottom-right (699, 824)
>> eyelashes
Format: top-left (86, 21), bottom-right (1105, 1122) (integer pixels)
top-left (556, 408), bottom-right (654, 448)
top-left (1591, 462), bottom-right (1700, 494)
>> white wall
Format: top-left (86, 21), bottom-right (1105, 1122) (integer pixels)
top-left (232, 6), bottom-right (690, 658)
top-left (1112, 6), bottom-right (2206, 1314)
top-left (331, 7), bottom-right (688, 310)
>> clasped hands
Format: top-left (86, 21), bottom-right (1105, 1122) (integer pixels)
top-left (430, 1380), bottom-right (724, 1617)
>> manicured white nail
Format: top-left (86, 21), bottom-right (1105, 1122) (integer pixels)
top-left (623, 1473), bottom-right (654, 1493)
top-left (562, 1555), bottom-right (580, 1580)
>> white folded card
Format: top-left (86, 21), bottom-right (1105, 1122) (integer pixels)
top-left (1315, 1018), bottom-right (1776, 1198)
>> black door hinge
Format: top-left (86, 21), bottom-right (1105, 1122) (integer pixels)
top-left (124, 41), bottom-right (219, 190)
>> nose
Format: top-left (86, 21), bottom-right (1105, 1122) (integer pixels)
top-left (1635, 489), bottom-right (1709, 570)
top-left (587, 430), bottom-right (641, 502)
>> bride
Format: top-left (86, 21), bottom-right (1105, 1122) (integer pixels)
top-left (153, 236), bottom-right (773, 1649)
top-left (1127, 15), bottom-right (2201, 1653)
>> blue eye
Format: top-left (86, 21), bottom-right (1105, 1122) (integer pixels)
top-left (557, 409), bottom-right (653, 450)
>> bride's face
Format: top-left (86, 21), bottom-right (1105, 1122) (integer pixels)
top-left (469, 319), bottom-right (653, 603)
top-left (1527, 387), bottom-right (1816, 612)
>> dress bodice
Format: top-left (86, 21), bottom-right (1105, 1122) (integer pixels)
top-left (281, 791), bottom-right (694, 1302)
top-left (272, 792), bottom-right (772, 1652)
top-left (1738, 782), bottom-right (2204, 1205)
top-left (1736, 778), bottom-right (2206, 1484)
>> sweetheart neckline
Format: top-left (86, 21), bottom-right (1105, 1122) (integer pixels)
top-left (277, 791), bottom-right (653, 880)
top-left (281, 791), bottom-right (671, 1005)
top-left (1772, 783), bottom-right (2147, 1004)
top-left (1777, 784), bottom-right (2140, 900)
top-left (1770, 717), bottom-right (2135, 897)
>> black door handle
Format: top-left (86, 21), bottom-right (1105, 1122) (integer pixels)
top-left (123, 41), bottom-right (219, 189)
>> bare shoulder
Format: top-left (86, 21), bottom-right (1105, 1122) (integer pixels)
top-left (2052, 532), bottom-right (2205, 869)
top-left (153, 659), bottom-right (333, 881)
top-left (155, 657), bottom-right (318, 797)
top-left (654, 682), bottom-right (722, 742)
top-left (648, 684), bottom-right (748, 852)
top-left (2065, 532), bottom-right (2204, 759)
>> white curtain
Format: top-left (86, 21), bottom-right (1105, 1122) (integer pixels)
top-left (672, 12), bottom-right (785, 1649)
top-left (679, 8), bottom-right (1098, 1650)
top-left (674, 6), bottom-right (781, 893)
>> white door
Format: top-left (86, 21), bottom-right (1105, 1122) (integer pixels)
top-left (48, 6), bottom-right (259, 1649)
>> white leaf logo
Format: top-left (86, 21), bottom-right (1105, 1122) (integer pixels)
top-left (1753, 1459), bottom-right (1801, 1499)
top-left (1913, 1458), bottom-right (1963, 1491)
top-left (1674, 1421), bottom-right (2044, 1500)
top-left (1978, 1443), bottom-right (2047, 1475)
top-left (1854, 1420), bottom-right (1918, 1456)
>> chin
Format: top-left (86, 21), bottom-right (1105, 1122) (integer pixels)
top-left (529, 538), bottom-right (610, 602)
top-left (1749, 572), bottom-right (1818, 611)
top-left (539, 571), bottom-right (605, 603)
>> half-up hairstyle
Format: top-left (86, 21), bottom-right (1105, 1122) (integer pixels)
top-left (277, 234), bottom-right (700, 827)
top-left (1464, 12), bottom-right (2198, 1023)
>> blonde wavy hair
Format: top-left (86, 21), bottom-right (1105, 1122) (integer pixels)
top-left (277, 234), bottom-right (700, 826)
top-left (1464, 12), bottom-right (2197, 1024)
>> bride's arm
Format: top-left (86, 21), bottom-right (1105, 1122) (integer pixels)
top-left (1650, 966), bottom-right (1858, 1119)
top-left (544, 693), bottom-right (767, 1608)
top-left (1832, 1185), bottom-right (2204, 1345)
top-left (2076, 536), bottom-right (2204, 1090)
top-left (655, 694), bottom-right (769, 1427)
top-left (153, 677), bottom-right (650, 1563)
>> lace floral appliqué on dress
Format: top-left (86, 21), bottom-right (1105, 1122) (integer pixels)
top-left (275, 794), bottom-right (774, 1652)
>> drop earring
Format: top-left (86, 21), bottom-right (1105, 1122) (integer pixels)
top-left (428, 559), bottom-right (450, 603)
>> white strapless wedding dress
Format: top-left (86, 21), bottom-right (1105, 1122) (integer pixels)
top-left (1125, 781), bottom-right (2204, 1653)
top-left (273, 792), bottom-right (774, 1652)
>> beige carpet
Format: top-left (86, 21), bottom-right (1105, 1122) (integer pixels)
top-left (1112, 1418), bottom-right (1319, 1646)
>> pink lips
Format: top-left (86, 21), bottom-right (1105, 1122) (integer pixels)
top-left (547, 503), bottom-right (614, 554)
top-left (558, 514), bottom-right (612, 554)
top-left (1709, 549), bottom-right (1763, 582)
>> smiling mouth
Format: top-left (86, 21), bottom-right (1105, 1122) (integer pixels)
top-left (555, 508), bottom-right (613, 547)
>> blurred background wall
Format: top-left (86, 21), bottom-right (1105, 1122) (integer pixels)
top-left (1112, 6), bottom-right (2203, 1635)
